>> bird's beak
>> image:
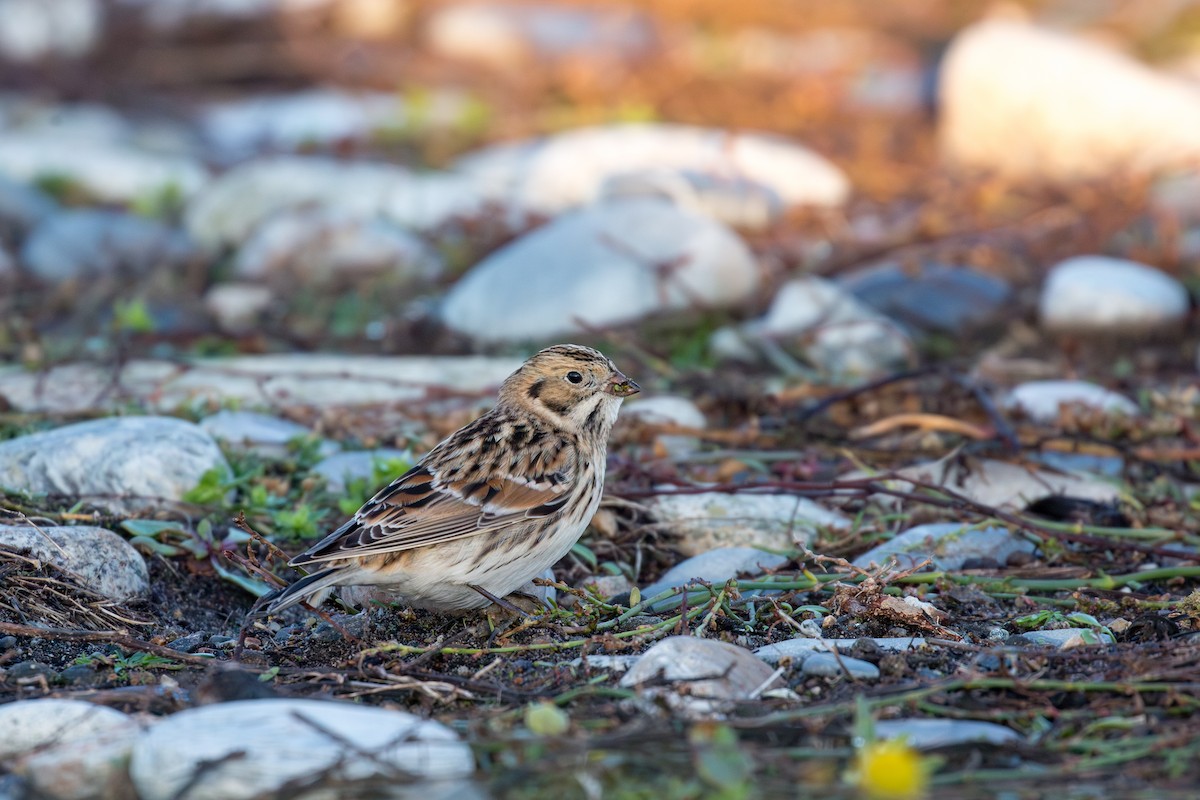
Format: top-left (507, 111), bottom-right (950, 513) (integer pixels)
top-left (607, 372), bottom-right (640, 397)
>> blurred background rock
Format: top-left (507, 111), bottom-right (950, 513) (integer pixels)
top-left (0, 0), bottom-right (1196, 385)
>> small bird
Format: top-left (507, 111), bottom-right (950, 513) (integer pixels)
top-left (258, 344), bottom-right (639, 615)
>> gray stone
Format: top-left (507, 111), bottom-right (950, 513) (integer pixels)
top-left (620, 636), bottom-right (784, 717)
top-left (648, 491), bottom-right (848, 555)
top-left (800, 653), bottom-right (880, 680)
top-left (875, 718), bottom-right (1021, 749)
top-left (842, 455), bottom-right (1121, 511)
top-left (232, 208), bottom-right (442, 284)
top-left (1005, 380), bottom-right (1141, 422)
top-left (312, 449), bottom-right (413, 493)
top-left (712, 276), bottom-right (912, 378)
top-left (1, 699), bottom-right (146, 800)
top-left (755, 637), bottom-right (926, 666)
top-left (0, 173), bottom-right (57, 243)
top-left (0, 699), bottom-right (137, 759)
top-left (57, 664), bottom-right (107, 687)
top-left (20, 209), bottom-right (198, 283)
top-left (0, 416), bottom-right (229, 513)
top-left (455, 122), bottom-right (848, 218)
top-left (853, 522), bottom-right (1037, 573)
top-left (0, 525), bottom-right (148, 600)
top-left (1039, 256), bottom-right (1189, 335)
top-left (837, 262), bottom-right (1012, 334)
top-left (641, 547), bottom-right (789, 603)
top-left (941, 19), bottom-right (1200, 180)
top-left (167, 632), bottom-right (208, 654)
top-left (128, 699), bottom-right (475, 800)
top-left (4, 660), bottom-right (57, 681)
top-left (199, 410), bottom-right (338, 459)
top-left (0, 354), bottom-right (524, 413)
top-left (440, 198), bottom-right (758, 343)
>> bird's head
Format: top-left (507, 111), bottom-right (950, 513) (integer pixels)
top-left (500, 344), bottom-right (639, 436)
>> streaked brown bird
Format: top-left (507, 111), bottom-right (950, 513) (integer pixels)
top-left (259, 344), bottom-right (638, 615)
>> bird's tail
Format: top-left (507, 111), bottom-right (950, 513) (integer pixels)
top-left (253, 566), bottom-right (349, 617)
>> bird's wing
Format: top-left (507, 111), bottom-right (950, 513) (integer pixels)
top-left (290, 448), bottom-right (576, 565)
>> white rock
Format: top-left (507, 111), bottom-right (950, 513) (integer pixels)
top-left (0, 134), bottom-right (207, 203)
top-left (186, 157), bottom-right (482, 248)
top-left (1005, 380), bottom-right (1141, 422)
top-left (0, 354), bottom-right (524, 413)
top-left (649, 491), bottom-right (849, 555)
top-left (200, 410), bottom-right (337, 459)
top-left (20, 209), bottom-right (197, 282)
top-left (941, 19), bottom-right (1200, 180)
top-left (641, 547), bottom-right (789, 602)
top-left (186, 157), bottom-right (408, 248)
top-left (0, 700), bottom-right (137, 759)
top-left (0, 416), bottom-right (229, 512)
top-left (599, 168), bottom-right (784, 230)
top-left (854, 522), bottom-right (1036, 573)
top-left (0, 525), bottom-right (148, 599)
top-left (203, 282), bottom-right (275, 334)
top-left (875, 719), bottom-right (1021, 749)
top-left (233, 208), bottom-right (441, 283)
top-left (843, 455), bottom-right (1121, 511)
top-left (128, 699), bottom-right (474, 800)
top-left (2, 100), bottom-right (130, 142)
top-left (457, 123), bottom-right (848, 218)
top-left (619, 636), bottom-right (783, 716)
top-left (622, 395), bottom-right (706, 457)
top-left (800, 653), bottom-right (880, 680)
top-left (713, 276), bottom-right (912, 378)
top-left (199, 89), bottom-right (404, 158)
top-left (565, 654), bottom-right (641, 673)
top-left (427, 2), bottom-right (655, 68)
top-left (0, 0), bottom-right (102, 62)
top-left (755, 637), bottom-right (926, 665)
top-left (1039, 256), bottom-right (1189, 335)
top-left (441, 198), bottom-right (758, 342)
top-left (382, 171), bottom-right (488, 232)
top-left (10, 702), bottom-right (152, 800)
top-left (312, 449), bottom-right (412, 493)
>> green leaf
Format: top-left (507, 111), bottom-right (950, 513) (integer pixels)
top-left (212, 560), bottom-right (273, 597)
top-left (120, 519), bottom-right (187, 539)
top-left (127, 536), bottom-right (184, 557)
top-left (571, 542), bottom-right (598, 569)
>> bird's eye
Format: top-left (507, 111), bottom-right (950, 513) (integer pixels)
top-left (566, 371), bottom-right (583, 384)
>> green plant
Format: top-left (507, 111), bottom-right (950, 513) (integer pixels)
top-left (74, 650), bottom-right (182, 674)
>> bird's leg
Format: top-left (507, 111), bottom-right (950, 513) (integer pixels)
top-left (469, 584), bottom-right (535, 618)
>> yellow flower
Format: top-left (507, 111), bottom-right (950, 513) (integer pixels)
top-left (853, 738), bottom-right (928, 800)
